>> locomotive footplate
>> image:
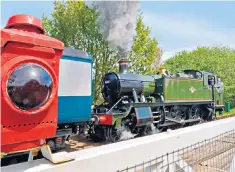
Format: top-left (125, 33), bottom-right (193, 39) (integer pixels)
top-left (131, 101), bottom-right (213, 108)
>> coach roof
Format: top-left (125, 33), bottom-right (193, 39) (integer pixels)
top-left (63, 47), bottom-right (91, 60)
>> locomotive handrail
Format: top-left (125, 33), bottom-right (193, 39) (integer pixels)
top-left (107, 97), bottom-right (126, 113)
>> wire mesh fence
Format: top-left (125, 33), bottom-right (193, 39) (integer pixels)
top-left (117, 130), bottom-right (235, 172)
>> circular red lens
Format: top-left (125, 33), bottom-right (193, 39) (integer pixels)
top-left (7, 64), bottom-right (52, 110)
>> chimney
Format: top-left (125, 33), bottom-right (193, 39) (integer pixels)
top-left (118, 58), bottom-right (130, 74)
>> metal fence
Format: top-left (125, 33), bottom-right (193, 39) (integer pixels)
top-left (117, 130), bottom-right (235, 172)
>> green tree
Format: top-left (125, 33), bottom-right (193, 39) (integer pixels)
top-left (128, 13), bottom-right (161, 75)
top-left (42, 1), bottom-right (162, 104)
top-left (42, 1), bottom-right (119, 104)
top-left (165, 46), bottom-right (235, 107)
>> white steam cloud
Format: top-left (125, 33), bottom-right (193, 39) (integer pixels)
top-left (119, 128), bottom-right (138, 141)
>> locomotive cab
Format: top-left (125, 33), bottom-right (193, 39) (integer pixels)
top-left (184, 70), bottom-right (224, 113)
top-left (184, 70), bottom-right (224, 107)
top-left (202, 71), bottom-right (224, 112)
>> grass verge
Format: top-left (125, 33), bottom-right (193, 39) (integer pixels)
top-left (216, 108), bottom-right (235, 117)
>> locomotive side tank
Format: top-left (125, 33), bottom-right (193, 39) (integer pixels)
top-left (155, 70), bottom-right (224, 112)
top-left (155, 71), bottom-right (213, 102)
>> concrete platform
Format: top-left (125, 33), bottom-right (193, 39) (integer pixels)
top-left (2, 117), bottom-right (235, 172)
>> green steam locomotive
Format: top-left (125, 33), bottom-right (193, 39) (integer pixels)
top-left (91, 58), bottom-right (225, 142)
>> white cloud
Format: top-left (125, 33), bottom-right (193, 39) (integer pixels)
top-left (230, 44), bottom-right (235, 48)
top-left (161, 51), bottom-right (176, 62)
top-left (143, 12), bottom-right (235, 61)
top-left (161, 46), bottom-right (198, 61)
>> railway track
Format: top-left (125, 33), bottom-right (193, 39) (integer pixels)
top-left (65, 135), bottom-right (105, 152)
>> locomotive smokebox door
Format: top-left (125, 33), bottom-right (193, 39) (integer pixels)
top-left (1, 14), bottom-right (64, 154)
top-left (135, 107), bottom-right (153, 126)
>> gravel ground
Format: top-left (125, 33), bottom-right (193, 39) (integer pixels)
top-left (64, 134), bottom-right (105, 152)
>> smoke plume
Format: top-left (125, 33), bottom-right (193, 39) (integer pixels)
top-left (94, 1), bottom-right (140, 57)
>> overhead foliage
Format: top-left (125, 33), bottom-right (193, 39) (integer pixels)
top-left (42, 1), bottom-right (162, 104)
top-left (129, 13), bottom-right (161, 74)
top-left (42, 1), bottom-right (120, 104)
top-left (165, 46), bottom-right (235, 107)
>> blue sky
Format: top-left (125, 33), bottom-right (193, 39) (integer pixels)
top-left (1, 1), bottom-right (235, 61)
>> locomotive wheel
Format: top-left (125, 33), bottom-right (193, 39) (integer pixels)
top-left (106, 126), bottom-right (121, 142)
top-left (155, 108), bottom-right (167, 132)
top-left (89, 126), bottom-right (106, 142)
top-left (159, 108), bottom-right (166, 124)
top-left (205, 108), bottom-right (215, 121)
top-left (201, 107), bottom-right (212, 122)
top-left (169, 106), bottom-right (189, 121)
top-left (188, 105), bottom-right (202, 126)
top-left (190, 105), bottom-right (201, 119)
top-left (137, 125), bottom-right (152, 136)
top-left (190, 105), bottom-right (211, 123)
